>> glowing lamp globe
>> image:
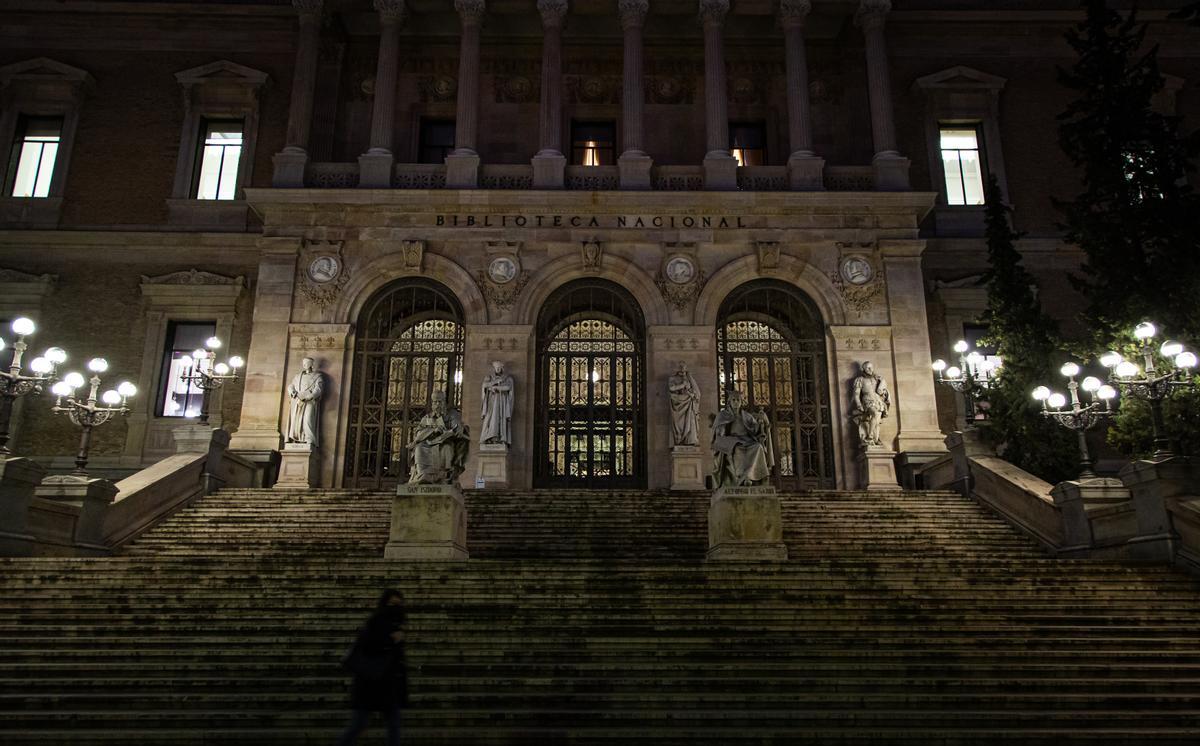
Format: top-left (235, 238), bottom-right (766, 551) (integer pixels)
top-left (229, 356), bottom-right (244, 369)
top-left (1177, 351), bottom-right (1198, 369)
top-left (214, 363), bottom-right (230, 376)
top-left (44, 347), bottom-right (67, 364)
top-left (87, 358), bottom-right (108, 373)
top-left (191, 349), bottom-right (206, 361)
top-left (1047, 393), bottom-right (1067, 409)
top-left (179, 355), bottom-right (193, 368)
top-left (1060, 362), bottom-right (1080, 378)
top-left (1032, 386), bottom-right (1051, 402)
top-left (932, 359), bottom-right (947, 372)
top-left (63, 372), bottom-right (86, 389)
top-left (205, 336), bottom-right (222, 350)
top-left (945, 366), bottom-right (962, 380)
top-left (51, 381), bottom-right (73, 397)
top-left (101, 390), bottom-right (122, 405)
top-left (1081, 376), bottom-right (1101, 392)
top-left (11, 317), bottom-right (35, 337)
top-left (1134, 321), bottom-right (1157, 340)
top-left (1115, 361), bottom-right (1140, 378)
top-left (953, 340), bottom-right (970, 354)
top-left (117, 381), bottom-right (137, 398)
top-left (29, 357), bottom-right (52, 374)
top-left (1099, 351), bottom-right (1123, 368)
top-left (1098, 385), bottom-right (1117, 400)
top-left (1161, 340), bottom-right (1184, 358)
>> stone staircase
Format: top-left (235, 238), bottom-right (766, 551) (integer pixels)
top-left (2, 487), bottom-right (1199, 744)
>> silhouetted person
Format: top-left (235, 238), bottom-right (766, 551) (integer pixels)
top-left (337, 589), bottom-right (407, 745)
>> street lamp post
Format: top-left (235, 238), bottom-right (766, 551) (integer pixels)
top-left (49, 358), bottom-right (137, 477)
top-left (0, 317), bottom-right (68, 455)
top-left (1032, 363), bottom-right (1117, 479)
top-left (1100, 321), bottom-right (1198, 460)
top-left (177, 336), bottom-right (243, 424)
top-left (932, 340), bottom-right (1001, 428)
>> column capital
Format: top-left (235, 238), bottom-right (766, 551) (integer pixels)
top-left (292, 0), bottom-right (323, 16)
top-left (373, 0), bottom-right (405, 23)
top-left (855, 0), bottom-right (891, 30)
top-left (455, 0), bottom-right (486, 25)
top-left (618, 0), bottom-right (649, 30)
top-left (538, 0), bottom-right (568, 28)
top-left (778, 0), bottom-right (811, 28)
top-left (698, 0), bottom-right (729, 27)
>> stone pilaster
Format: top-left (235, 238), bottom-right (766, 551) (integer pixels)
top-left (617, 0), bottom-right (652, 189)
top-left (446, 0), bottom-right (485, 188)
top-left (855, 0), bottom-right (909, 190)
top-left (229, 239), bottom-right (301, 458)
top-left (272, 0), bottom-right (324, 187)
top-left (359, 0), bottom-right (406, 188)
top-left (699, 0), bottom-right (736, 190)
top-left (780, 0), bottom-right (824, 190)
top-left (532, 0), bottom-right (568, 189)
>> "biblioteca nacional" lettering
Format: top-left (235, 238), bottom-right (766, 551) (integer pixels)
top-left (434, 214), bottom-right (750, 229)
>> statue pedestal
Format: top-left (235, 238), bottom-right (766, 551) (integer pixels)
top-left (707, 486), bottom-right (788, 561)
top-left (670, 446), bottom-right (706, 491)
top-left (275, 444), bottom-right (319, 489)
top-left (385, 484), bottom-right (468, 561)
top-left (859, 446), bottom-right (902, 491)
top-left (475, 443), bottom-right (510, 489)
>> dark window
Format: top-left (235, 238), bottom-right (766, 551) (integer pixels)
top-left (418, 119), bottom-right (456, 164)
top-left (7, 115), bottom-right (63, 198)
top-left (570, 121), bottom-right (616, 166)
top-left (193, 119), bottom-right (244, 200)
top-left (730, 122), bottom-right (766, 167)
top-left (158, 321), bottom-right (217, 418)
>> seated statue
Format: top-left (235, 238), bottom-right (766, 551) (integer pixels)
top-left (711, 389), bottom-right (775, 488)
top-left (407, 390), bottom-right (471, 485)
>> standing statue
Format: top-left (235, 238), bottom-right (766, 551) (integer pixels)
top-left (479, 361), bottom-right (514, 446)
top-left (408, 390), bottom-right (471, 484)
top-left (851, 361), bottom-right (890, 447)
top-left (286, 357), bottom-right (325, 448)
top-left (668, 361), bottom-right (701, 446)
top-left (711, 389), bottom-right (775, 487)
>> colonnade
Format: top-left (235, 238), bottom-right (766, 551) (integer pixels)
top-left (271, 0), bottom-right (907, 191)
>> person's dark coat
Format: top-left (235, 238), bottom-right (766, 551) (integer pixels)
top-left (344, 605), bottom-right (407, 711)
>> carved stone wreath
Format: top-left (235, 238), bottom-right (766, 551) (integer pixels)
top-left (477, 269), bottom-right (531, 311)
top-left (656, 267), bottom-right (707, 311)
top-left (297, 240), bottom-right (350, 312)
top-left (830, 267), bottom-right (886, 315)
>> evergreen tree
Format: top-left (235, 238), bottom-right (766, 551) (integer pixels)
top-left (1057, 0), bottom-right (1200, 341)
top-left (979, 176), bottom-right (1077, 483)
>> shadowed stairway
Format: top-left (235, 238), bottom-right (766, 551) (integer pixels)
top-left (2, 488), bottom-right (1199, 744)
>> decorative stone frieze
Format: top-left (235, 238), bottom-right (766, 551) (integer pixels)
top-left (141, 270), bottom-right (244, 288)
top-left (755, 241), bottom-right (781, 272)
top-left (656, 244), bottom-right (706, 312)
top-left (418, 75), bottom-right (457, 103)
top-left (494, 75), bottom-right (537, 104)
top-left (580, 240), bottom-right (603, 271)
top-left (565, 75), bottom-right (620, 104)
top-left (830, 252), bottom-right (886, 317)
top-left (477, 271), bottom-right (531, 311)
top-left (296, 240), bottom-right (349, 312)
top-left (646, 76), bottom-right (695, 105)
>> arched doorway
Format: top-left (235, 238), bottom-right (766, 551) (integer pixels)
top-left (344, 278), bottom-right (465, 488)
top-left (535, 279), bottom-right (646, 489)
top-left (716, 280), bottom-right (835, 490)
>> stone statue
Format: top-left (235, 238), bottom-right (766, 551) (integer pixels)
top-left (480, 360), bottom-right (514, 445)
top-left (668, 361), bottom-right (701, 446)
top-left (851, 360), bottom-right (890, 447)
top-left (408, 390), bottom-right (471, 484)
top-left (286, 357), bottom-right (324, 448)
top-left (711, 389), bottom-right (775, 488)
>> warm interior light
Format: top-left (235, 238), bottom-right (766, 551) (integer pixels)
top-left (583, 141), bottom-right (600, 167)
top-left (1032, 386), bottom-right (1051, 401)
top-left (1081, 376), bottom-right (1101, 392)
top-left (1060, 362), bottom-right (1080, 378)
top-left (44, 347), bottom-right (67, 364)
top-left (63, 372), bottom-right (85, 389)
top-left (1176, 351), bottom-right (1198, 369)
top-left (953, 340), bottom-right (970, 354)
top-left (1097, 385), bottom-right (1117, 400)
top-left (1134, 321), bottom-right (1157, 340)
top-left (179, 355), bottom-right (194, 368)
top-left (87, 357), bottom-right (108, 373)
top-left (101, 390), bottom-right (121, 405)
top-left (228, 356), bottom-right (244, 369)
top-left (1099, 351), bottom-right (1123, 368)
top-left (1047, 393), bottom-right (1067, 409)
top-left (117, 381), bottom-right (137, 398)
top-left (0, 338), bottom-right (5, 353)
top-left (1115, 361), bottom-right (1140, 378)
top-left (932, 359), bottom-right (947, 372)
top-left (11, 317), bottom-right (35, 337)
top-left (1161, 340), bottom-right (1184, 358)
top-left (591, 370), bottom-right (601, 384)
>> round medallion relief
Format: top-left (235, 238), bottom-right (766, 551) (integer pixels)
top-left (665, 257), bottom-right (696, 285)
top-left (840, 256), bottom-right (874, 286)
top-left (488, 257), bottom-right (519, 285)
top-left (307, 256), bottom-right (341, 284)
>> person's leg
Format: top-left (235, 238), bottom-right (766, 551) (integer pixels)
top-left (336, 710), bottom-right (371, 746)
top-left (385, 706), bottom-right (402, 746)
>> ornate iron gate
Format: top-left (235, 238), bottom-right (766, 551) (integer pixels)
top-left (716, 281), bottom-right (835, 490)
top-left (345, 279), bottom-right (464, 489)
top-left (535, 280), bottom-right (646, 489)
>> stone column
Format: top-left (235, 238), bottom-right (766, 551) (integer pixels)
top-left (229, 238), bottom-right (302, 476)
top-left (359, 0), bottom-right (406, 188)
top-left (446, 0), bottom-right (485, 188)
top-left (699, 0), bottom-right (736, 190)
top-left (855, 0), bottom-right (910, 190)
top-left (617, 0), bottom-right (652, 189)
top-left (531, 0), bottom-right (568, 189)
top-left (780, 0), bottom-right (824, 190)
top-left (272, 0), bottom-right (324, 187)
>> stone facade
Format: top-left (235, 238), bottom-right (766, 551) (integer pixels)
top-left (0, 2), bottom-right (1196, 486)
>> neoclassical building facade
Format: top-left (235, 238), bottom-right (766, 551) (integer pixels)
top-left (0, 0), bottom-right (1195, 490)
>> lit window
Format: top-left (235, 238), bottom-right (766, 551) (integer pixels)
top-left (419, 119), bottom-right (456, 164)
top-left (194, 120), bottom-right (243, 200)
top-left (7, 116), bottom-right (62, 198)
top-left (940, 126), bottom-right (986, 206)
top-left (730, 122), bottom-right (766, 167)
top-left (158, 321), bottom-right (216, 418)
top-left (571, 121), bottom-right (615, 166)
